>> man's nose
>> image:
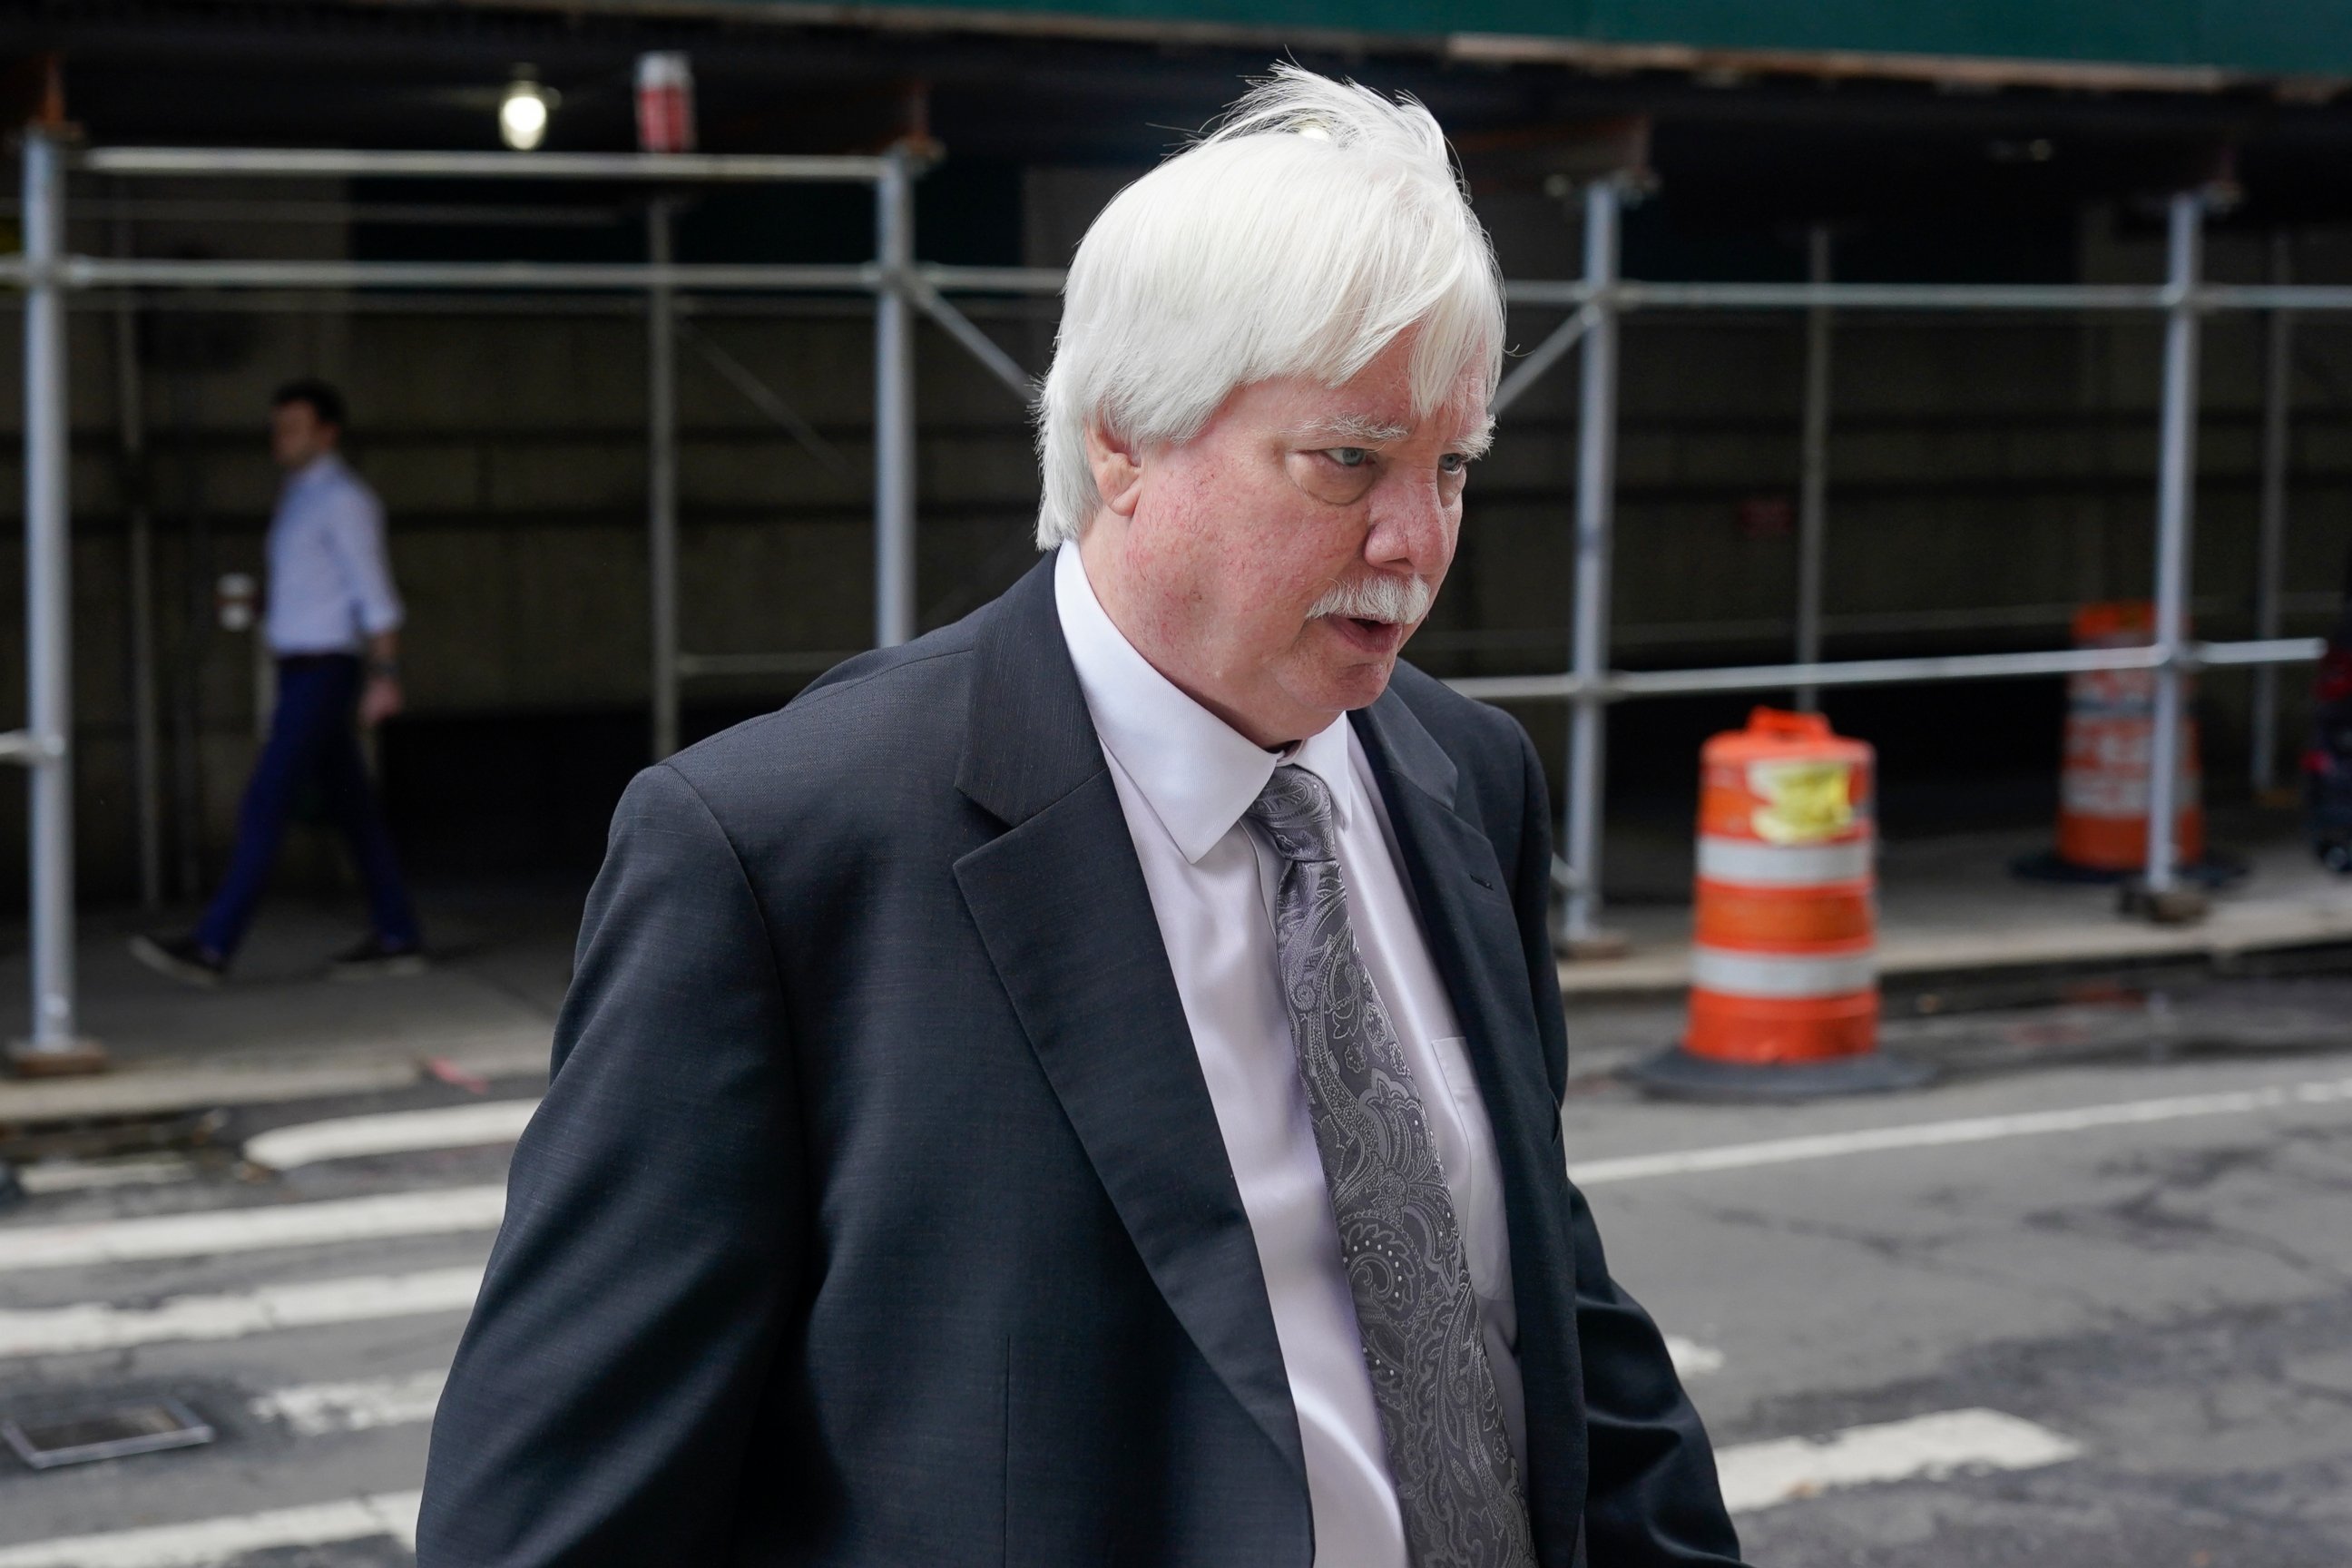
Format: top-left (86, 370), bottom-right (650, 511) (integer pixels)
top-left (1363, 472), bottom-right (1455, 578)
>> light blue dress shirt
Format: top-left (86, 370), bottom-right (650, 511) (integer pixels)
top-left (264, 453), bottom-right (405, 656)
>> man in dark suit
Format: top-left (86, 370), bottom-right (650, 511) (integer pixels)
top-left (418, 66), bottom-right (1742, 1567)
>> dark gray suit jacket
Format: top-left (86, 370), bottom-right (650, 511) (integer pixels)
top-left (416, 557), bottom-right (1744, 1567)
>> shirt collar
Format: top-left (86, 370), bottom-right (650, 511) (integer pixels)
top-left (1054, 541), bottom-right (1353, 865)
top-left (289, 453), bottom-right (344, 490)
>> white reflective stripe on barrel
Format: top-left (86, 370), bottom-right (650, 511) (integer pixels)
top-left (1690, 946), bottom-right (1877, 1000)
top-left (1696, 836), bottom-right (1874, 887)
top-left (2062, 772), bottom-right (2202, 818)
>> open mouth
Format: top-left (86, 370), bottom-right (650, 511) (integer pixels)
top-left (1324, 613), bottom-right (1407, 654)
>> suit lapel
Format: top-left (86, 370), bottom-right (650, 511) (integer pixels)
top-left (952, 560), bottom-right (1307, 1486)
top-left (1352, 692), bottom-right (1590, 1565)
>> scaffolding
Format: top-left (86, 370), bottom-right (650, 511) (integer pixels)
top-left (1, 132), bottom-right (2339, 1065)
top-left (1458, 181), bottom-right (2334, 946)
top-left (0, 128), bottom-right (1046, 1066)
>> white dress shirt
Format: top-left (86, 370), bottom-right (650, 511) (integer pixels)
top-left (1054, 543), bottom-right (1524, 1567)
top-left (264, 453), bottom-right (405, 656)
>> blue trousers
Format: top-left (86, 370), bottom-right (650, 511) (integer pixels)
top-left (196, 655), bottom-right (420, 959)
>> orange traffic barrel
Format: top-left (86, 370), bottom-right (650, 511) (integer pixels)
top-left (2014, 602), bottom-right (2240, 887)
top-left (1630, 707), bottom-right (1930, 1100)
top-left (2058, 602), bottom-right (2201, 872)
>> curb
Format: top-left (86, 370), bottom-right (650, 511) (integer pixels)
top-left (0, 1037), bottom-right (550, 1129)
top-left (1559, 932), bottom-right (2352, 1004)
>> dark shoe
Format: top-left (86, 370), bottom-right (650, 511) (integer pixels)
top-left (329, 935), bottom-right (428, 980)
top-left (129, 934), bottom-right (227, 988)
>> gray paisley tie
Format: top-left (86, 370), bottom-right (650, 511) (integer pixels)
top-left (1246, 764), bottom-right (1536, 1568)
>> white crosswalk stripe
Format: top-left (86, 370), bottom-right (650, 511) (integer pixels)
top-left (0, 1185), bottom-right (505, 1273)
top-left (0, 1493), bottom-right (421, 1568)
top-left (1716, 1407), bottom-right (2082, 1514)
top-left (0, 1265), bottom-right (485, 1358)
top-left (1664, 1334), bottom-right (1725, 1377)
top-left (14, 1155), bottom-right (201, 1195)
top-left (242, 1100), bottom-right (540, 1171)
top-left (250, 1368), bottom-right (447, 1436)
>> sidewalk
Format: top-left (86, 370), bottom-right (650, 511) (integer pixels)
top-left (1558, 818), bottom-right (2352, 999)
top-left (0, 883), bottom-right (575, 1124)
top-left (5, 818), bottom-right (2347, 1125)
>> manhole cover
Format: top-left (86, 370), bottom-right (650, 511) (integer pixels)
top-left (3, 1398), bottom-right (216, 1469)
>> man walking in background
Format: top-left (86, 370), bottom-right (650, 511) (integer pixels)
top-left (132, 380), bottom-right (425, 985)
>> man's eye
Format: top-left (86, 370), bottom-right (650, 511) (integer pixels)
top-left (1438, 453), bottom-right (1471, 475)
top-left (1326, 447), bottom-right (1372, 468)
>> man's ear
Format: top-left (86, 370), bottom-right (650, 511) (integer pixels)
top-left (1083, 422), bottom-right (1146, 518)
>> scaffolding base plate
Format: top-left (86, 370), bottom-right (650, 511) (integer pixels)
top-left (2115, 880), bottom-right (2210, 925)
top-left (1555, 927), bottom-right (1633, 961)
top-left (6, 1039), bottom-right (110, 1080)
top-left (1624, 1046), bottom-right (1935, 1102)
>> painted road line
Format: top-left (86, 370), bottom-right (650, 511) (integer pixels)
top-left (0, 1266), bottom-right (484, 1358)
top-left (243, 1099), bottom-right (541, 1171)
top-left (0, 1185), bottom-right (505, 1273)
top-left (1716, 1407), bottom-right (2082, 1514)
top-left (1665, 1335), bottom-right (1725, 1377)
top-left (1570, 1073), bottom-right (2352, 1187)
top-left (0, 1491), bottom-right (419, 1568)
top-left (15, 1154), bottom-right (200, 1195)
top-left (250, 1368), bottom-right (447, 1437)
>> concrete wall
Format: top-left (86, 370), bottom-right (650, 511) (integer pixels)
top-left (3, 169), bottom-right (2349, 906)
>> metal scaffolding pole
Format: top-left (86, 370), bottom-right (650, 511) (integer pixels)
top-left (112, 209), bottom-right (162, 912)
top-left (648, 199), bottom-right (680, 761)
top-left (1563, 178), bottom-right (1622, 946)
top-left (12, 125), bottom-right (101, 1072)
top-left (874, 147), bottom-right (917, 648)
top-left (2143, 191), bottom-right (2204, 899)
top-left (2252, 231), bottom-right (2293, 799)
top-left (1795, 224), bottom-right (1833, 710)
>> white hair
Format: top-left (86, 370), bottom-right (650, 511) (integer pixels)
top-left (1033, 64), bottom-right (1506, 548)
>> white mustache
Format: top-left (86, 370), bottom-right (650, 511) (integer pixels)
top-left (1308, 573), bottom-right (1434, 625)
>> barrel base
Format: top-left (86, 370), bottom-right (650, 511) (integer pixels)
top-left (2009, 848), bottom-right (2248, 888)
top-left (1624, 1045), bottom-right (1934, 1102)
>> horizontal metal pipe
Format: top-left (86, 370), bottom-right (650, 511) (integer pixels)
top-left (0, 195), bottom-right (627, 228)
top-left (1446, 635), bottom-right (2325, 704)
top-left (2189, 634), bottom-right (2330, 668)
top-left (2204, 285), bottom-right (2352, 311)
top-left (75, 147), bottom-right (892, 182)
top-left (32, 254), bottom-right (2352, 318)
top-left (1419, 592), bottom-right (2346, 657)
top-left (56, 257), bottom-right (881, 292)
top-left (0, 729), bottom-right (53, 764)
top-left (1627, 281), bottom-right (2171, 311)
top-left (918, 264), bottom-right (1068, 295)
top-left (1506, 281), bottom-right (2352, 315)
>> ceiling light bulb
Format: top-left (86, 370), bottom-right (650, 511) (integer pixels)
top-left (499, 76), bottom-right (551, 152)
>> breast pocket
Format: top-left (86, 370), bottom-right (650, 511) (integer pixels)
top-left (1422, 1034), bottom-right (1509, 1306)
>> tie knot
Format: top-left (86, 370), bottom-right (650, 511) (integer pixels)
top-left (1247, 765), bottom-right (1339, 864)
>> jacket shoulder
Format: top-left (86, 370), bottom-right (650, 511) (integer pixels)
top-left (653, 617), bottom-right (983, 838)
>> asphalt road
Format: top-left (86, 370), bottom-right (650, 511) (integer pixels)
top-left (1, 996), bottom-right (2348, 1565)
top-left (1581, 1035), bottom-right (2352, 1566)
